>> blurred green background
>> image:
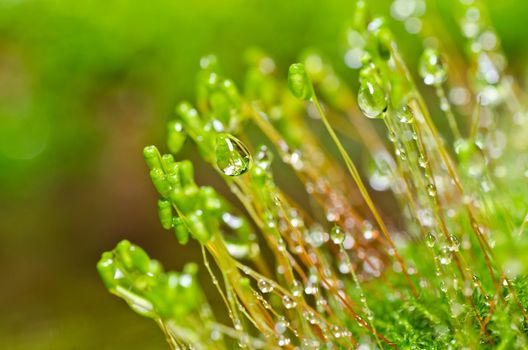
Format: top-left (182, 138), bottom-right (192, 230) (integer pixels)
top-left (1, 0), bottom-right (527, 348)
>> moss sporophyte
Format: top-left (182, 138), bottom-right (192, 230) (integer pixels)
top-left (98, 0), bottom-right (528, 348)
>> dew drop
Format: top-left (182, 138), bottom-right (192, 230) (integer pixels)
top-left (215, 133), bottom-right (251, 176)
top-left (425, 231), bottom-right (436, 247)
top-left (282, 295), bottom-right (297, 309)
top-left (426, 183), bottom-right (437, 197)
top-left (450, 302), bottom-right (463, 318)
top-left (419, 48), bottom-right (447, 86)
top-left (448, 235), bottom-right (460, 252)
top-left (274, 316), bottom-right (289, 334)
top-left (358, 78), bottom-right (387, 119)
top-left (277, 336), bottom-right (291, 347)
top-left (304, 310), bottom-right (318, 325)
top-left (439, 248), bottom-right (452, 265)
top-left (291, 280), bottom-right (303, 298)
top-left (418, 154), bottom-right (428, 168)
top-left (330, 225), bottom-right (346, 245)
top-left (396, 105), bottom-right (414, 123)
top-left (472, 274), bottom-right (480, 287)
top-left (331, 325), bottom-right (343, 338)
top-left (257, 279), bottom-right (274, 293)
top-left (255, 145), bottom-right (272, 171)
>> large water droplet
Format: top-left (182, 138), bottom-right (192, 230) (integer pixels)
top-left (215, 133), bottom-right (251, 176)
top-left (358, 78), bottom-right (387, 119)
top-left (419, 48), bottom-right (447, 86)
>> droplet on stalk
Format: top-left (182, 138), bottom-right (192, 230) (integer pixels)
top-left (257, 279), bottom-right (275, 293)
top-left (330, 225), bottom-right (346, 245)
top-left (396, 104), bottom-right (414, 123)
top-left (425, 231), bottom-right (436, 247)
top-left (419, 48), bottom-right (447, 86)
top-left (215, 133), bottom-right (251, 176)
top-left (282, 295), bottom-right (297, 309)
top-left (358, 78), bottom-right (387, 119)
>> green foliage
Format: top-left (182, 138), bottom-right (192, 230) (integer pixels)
top-left (97, 0), bottom-right (528, 348)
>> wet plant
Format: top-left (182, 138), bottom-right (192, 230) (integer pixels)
top-left (98, 0), bottom-right (528, 348)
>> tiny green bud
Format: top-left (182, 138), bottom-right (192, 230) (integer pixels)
top-left (173, 217), bottom-right (190, 245)
top-left (183, 262), bottom-right (198, 275)
top-left (150, 168), bottom-right (172, 197)
top-left (161, 154), bottom-right (175, 169)
top-left (288, 63), bottom-right (314, 101)
top-left (201, 186), bottom-right (222, 213)
top-left (167, 121), bottom-right (187, 154)
top-left (187, 211), bottom-right (211, 243)
top-left (175, 102), bottom-right (202, 132)
top-left (115, 240), bottom-right (150, 274)
top-left (178, 160), bottom-right (195, 188)
top-left (157, 199), bottom-right (173, 230)
top-left (97, 252), bottom-right (117, 290)
top-left (376, 27), bottom-right (393, 60)
top-left (220, 79), bottom-right (241, 106)
top-left (143, 145), bottom-right (163, 170)
top-left (148, 259), bottom-right (163, 276)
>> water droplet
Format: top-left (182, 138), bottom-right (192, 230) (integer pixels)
top-left (396, 105), bottom-right (414, 123)
top-left (448, 235), bottom-right (460, 252)
top-left (291, 280), bottom-right (303, 298)
top-left (304, 283), bottom-right (318, 295)
top-left (274, 316), bottom-right (289, 334)
top-left (419, 48), bottom-right (447, 86)
top-left (255, 145), bottom-right (272, 171)
top-left (439, 248), bottom-right (451, 265)
top-left (425, 231), bottom-right (436, 247)
top-left (257, 279), bottom-right (274, 293)
top-left (306, 225), bottom-right (326, 247)
top-left (304, 310), bottom-right (318, 324)
top-left (358, 78), bottom-right (387, 119)
top-left (450, 302), bottom-right (463, 318)
top-left (282, 295), bottom-right (297, 309)
top-left (302, 339), bottom-right (320, 349)
top-left (396, 143), bottom-right (407, 160)
top-left (472, 275), bottom-right (480, 287)
top-left (277, 336), bottom-right (291, 347)
top-left (418, 154), bottom-right (428, 168)
top-left (215, 133), bottom-right (251, 176)
top-left (331, 325), bottom-right (343, 338)
top-left (330, 225), bottom-right (345, 245)
top-left (426, 183), bottom-right (437, 197)
top-left (454, 138), bottom-right (476, 162)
